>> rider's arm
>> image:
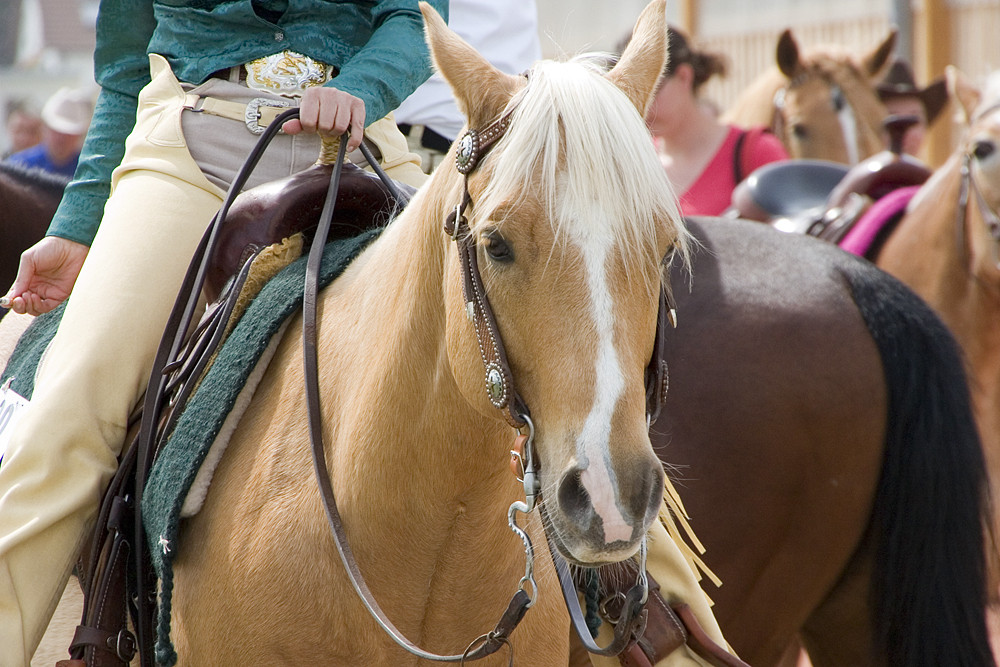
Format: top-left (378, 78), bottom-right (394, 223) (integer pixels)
top-left (45, 0), bottom-right (157, 247)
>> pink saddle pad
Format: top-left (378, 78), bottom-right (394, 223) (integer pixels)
top-left (838, 186), bottom-right (920, 257)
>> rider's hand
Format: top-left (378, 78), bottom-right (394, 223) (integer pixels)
top-left (282, 87), bottom-right (366, 152)
top-left (0, 236), bottom-right (89, 315)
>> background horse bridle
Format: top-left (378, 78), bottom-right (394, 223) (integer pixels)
top-left (772, 72), bottom-right (862, 165)
top-left (956, 102), bottom-right (1000, 276)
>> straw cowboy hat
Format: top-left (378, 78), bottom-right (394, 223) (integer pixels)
top-left (40, 87), bottom-right (93, 136)
top-left (876, 59), bottom-right (948, 125)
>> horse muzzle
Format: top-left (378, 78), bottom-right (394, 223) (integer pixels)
top-left (544, 452), bottom-right (664, 565)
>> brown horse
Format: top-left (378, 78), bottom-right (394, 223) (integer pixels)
top-left (724, 29), bottom-right (893, 165)
top-left (634, 217), bottom-right (994, 667)
top-left (0, 162), bottom-right (65, 293)
top-left (156, 2), bottom-right (721, 664)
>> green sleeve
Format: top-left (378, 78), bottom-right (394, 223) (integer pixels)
top-left (46, 0), bottom-right (156, 245)
top-left (329, 0), bottom-right (449, 127)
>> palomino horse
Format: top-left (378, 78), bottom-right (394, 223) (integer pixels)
top-left (163, 2), bottom-right (696, 664)
top-left (875, 67), bottom-right (1000, 605)
top-left (724, 29), bottom-right (892, 165)
top-left (0, 163), bottom-right (66, 292)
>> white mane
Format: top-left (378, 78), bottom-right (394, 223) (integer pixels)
top-left (473, 55), bottom-right (687, 273)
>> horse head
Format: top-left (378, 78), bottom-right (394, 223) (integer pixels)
top-left (948, 67), bottom-right (1000, 282)
top-left (758, 29), bottom-right (894, 164)
top-left (422, 0), bottom-right (679, 566)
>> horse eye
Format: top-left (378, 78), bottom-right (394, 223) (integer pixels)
top-left (484, 232), bottom-right (514, 263)
top-left (972, 140), bottom-right (995, 162)
top-left (791, 124), bottom-right (809, 140)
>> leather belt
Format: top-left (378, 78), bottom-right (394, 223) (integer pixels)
top-left (183, 93), bottom-right (294, 135)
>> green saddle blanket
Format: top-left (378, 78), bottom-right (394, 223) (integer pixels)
top-left (1, 229), bottom-right (380, 666)
top-left (145, 229), bottom-right (379, 665)
top-left (1, 302), bottom-right (66, 398)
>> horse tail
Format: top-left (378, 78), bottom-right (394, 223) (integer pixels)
top-left (843, 260), bottom-right (994, 667)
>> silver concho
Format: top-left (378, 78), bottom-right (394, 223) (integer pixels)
top-left (485, 362), bottom-right (507, 407)
top-left (455, 130), bottom-right (480, 174)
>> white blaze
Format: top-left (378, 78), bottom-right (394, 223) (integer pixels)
top-left (572, 223), bottom-right (633, 545)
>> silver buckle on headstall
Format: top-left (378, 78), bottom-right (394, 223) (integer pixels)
top-left (244, 98), bottom-right (293, 135)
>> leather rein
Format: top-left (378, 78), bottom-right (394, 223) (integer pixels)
top-left (302, 92), bottom-right (676, 661)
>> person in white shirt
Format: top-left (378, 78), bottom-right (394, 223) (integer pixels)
top-left (395, 0), bottom-right (541, 172)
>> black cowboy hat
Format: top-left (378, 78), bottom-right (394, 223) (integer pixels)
top-left (877, 59), bottom-right (948, 125)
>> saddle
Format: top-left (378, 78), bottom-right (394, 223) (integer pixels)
top-left (728, 114), bottom-right (932, 252)
top-left (205, 161), bottom-right (416, 302)
top-left (60, 160), bottom-right (413, 667)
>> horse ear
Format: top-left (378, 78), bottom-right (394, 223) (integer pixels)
top-left (605, 0), bottom-right (668, 116)
top-left (776, 29), bottom-right (802, 79)
top-left (946, 66), bottom-right (980, 124)
top-left (419, 2), bottom-right (523, 130)
top-left (861, 30), bottom-right (897, 79)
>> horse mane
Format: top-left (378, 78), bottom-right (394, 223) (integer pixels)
top-left (474, 55), bottom-right (688, 275)
top-left (0, 161), bottom-right (69, 201)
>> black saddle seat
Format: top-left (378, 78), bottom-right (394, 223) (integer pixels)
top-left (729, 159), bottom-right (850, 222)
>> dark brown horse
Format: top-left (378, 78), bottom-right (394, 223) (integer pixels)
top-left (0, 162), bottom-right (65, 291)
top-left (645, 217), bottom-right (994, 667)
top-left (694, 67), bottom-right (1000, 666)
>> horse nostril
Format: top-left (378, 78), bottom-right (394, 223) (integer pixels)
top-left (972, 140), bottom-right (995, 161)
top-left (557, 469), bottom-right (592, 525)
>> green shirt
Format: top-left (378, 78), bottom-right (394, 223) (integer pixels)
top-left (48, 0), bottom-right (448, 245)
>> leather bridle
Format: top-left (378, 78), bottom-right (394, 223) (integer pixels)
top-left (955, 104), bottom-right (1000, 276)
top-left (442, 94), bottom-right (678, 657)
top-left (303, 87), bottom-right (678, 661)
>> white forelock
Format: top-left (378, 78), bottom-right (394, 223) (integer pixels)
top-left (472, 55), bottom-right (687, 276)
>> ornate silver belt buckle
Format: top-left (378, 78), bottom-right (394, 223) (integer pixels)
top-left (244, 97), bottom-right (293, 134)
top-left (245, 50), bottom-right (333, 98)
